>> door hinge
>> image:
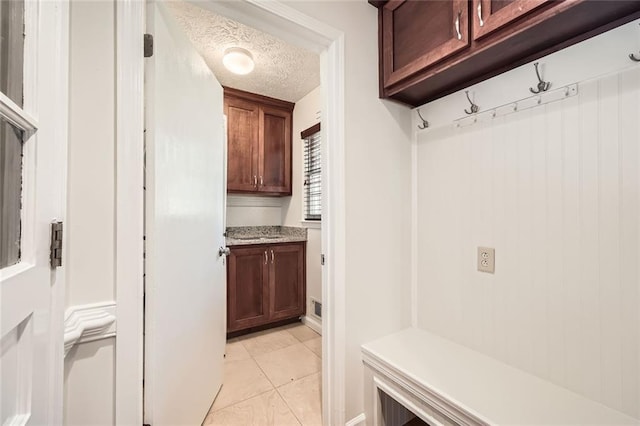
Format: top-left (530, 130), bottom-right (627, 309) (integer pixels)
top-left (144, 34), bottom-right (154, 58)
top-left (321, 254), bottom-right (325, 265)
top-left (50, 221), bottom-right (63, 268)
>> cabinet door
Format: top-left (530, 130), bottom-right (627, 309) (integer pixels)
top-left (269, 243), bottom-right (305, 321)
top-left (472, 0), bottom-right (553, 40)
top-left (259, 106), bottom-right (291, 194)
top-left (227, 246), bottom-right (270, 332)
top-left (382, 0), bottom-right (470, 88)
top-left (225, 96), bottom-right (259, 192)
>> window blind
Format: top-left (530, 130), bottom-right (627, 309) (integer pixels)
top-left (302, 123), bottom-right (321, 221)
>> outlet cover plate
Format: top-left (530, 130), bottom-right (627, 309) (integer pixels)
top-left (477, 247), bottom-right (495, 274)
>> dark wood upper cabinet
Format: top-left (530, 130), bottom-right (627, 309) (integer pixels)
top-left (260, 106), bottom-right (291, 194)
top-left (224, 87), bottom-right (294, 196)
top-left (382, 0), bottom-right (470, 88)
top-left (472, 0), bottom-right (552, 40)
top-left (371, 0), bottom-right (640, 106)
top-left (227, 242), bottom-right (306, 334)
top-left (225, 96), bottom-right (259, 193)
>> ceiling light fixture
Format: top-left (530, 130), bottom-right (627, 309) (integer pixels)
top-left (223, 47), bottom-right (255, 75)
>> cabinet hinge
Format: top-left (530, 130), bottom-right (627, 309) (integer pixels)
top-left (50, 221), bottom-right (63, 268)
top-left (321, 254), bottom-right (325, 266)
top-left (144, 34), bottom-right (154, 58)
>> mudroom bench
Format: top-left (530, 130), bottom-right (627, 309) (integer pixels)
top-left (362, 328), bottom-right (639, 426)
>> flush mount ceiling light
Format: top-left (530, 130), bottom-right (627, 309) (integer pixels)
top-left (223, 47), bottom-right (255, 75)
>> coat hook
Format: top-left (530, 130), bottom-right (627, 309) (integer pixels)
top-left (464, 91), bottom-right (479, 115)
top-left (630, 52), bottom-right (640, 62)
top-left (530, 62), bottom-right (551, 94)
top-left (416, 109), bottom-right (429, 129)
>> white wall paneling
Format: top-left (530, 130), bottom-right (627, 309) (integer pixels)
top-left (65, 2), bottom-right (118, 424)
top-left (416, 65), bottom-right (640, 418)
top-left (64, 302), bottom-right (116, 356)
top-left (63, 338), bottom-right (116, 426)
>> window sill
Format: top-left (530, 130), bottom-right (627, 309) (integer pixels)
top-left (301, 220), bottom-right (321, 229)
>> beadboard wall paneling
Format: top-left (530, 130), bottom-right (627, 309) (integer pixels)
top-left (416, 66), bottom-right (640, 419)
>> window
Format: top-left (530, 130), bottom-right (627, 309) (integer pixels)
top-left (0, 0), bottom-right (25, 268)
top-left (302, 123), bottom-right (321, 221)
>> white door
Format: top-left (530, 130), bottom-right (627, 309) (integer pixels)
top-left (0, 1), bottom-right (67, 425)
top-left (144, 2), bottom-right (227, 425)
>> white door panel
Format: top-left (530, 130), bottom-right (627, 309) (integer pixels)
top-left (0, 1), bottom-right (67, 424)
top-left (144, 2), bottom-right (226, 425)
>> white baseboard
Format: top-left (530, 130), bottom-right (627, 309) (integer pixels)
top-left (64, 301), bottom-right (117, 357)
top-left (345, 413), bottom-right (366, 426)
top-left (302, 315), bottom-right (321, 334)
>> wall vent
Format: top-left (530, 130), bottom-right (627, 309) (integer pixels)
top-left (311, 298), bottom-right (322, 319)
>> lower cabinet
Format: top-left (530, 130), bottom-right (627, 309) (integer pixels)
top-left (227, 242), bottom-right (306, 333)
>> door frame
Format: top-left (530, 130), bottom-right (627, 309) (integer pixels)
top-left (114, 1), bottom-right (145, 424)
top-left (114, 1), bottom-right (346, 425)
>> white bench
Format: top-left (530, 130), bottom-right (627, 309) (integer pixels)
top-left (362, 328), bottom-right (639, 426)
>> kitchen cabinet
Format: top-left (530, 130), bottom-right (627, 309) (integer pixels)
top-left (224, 87), bottom-right (293, 195)
top-left (227, 242), bottom-right (306, 333)
top-left (371, 0), bottom-right (640, 106)
top-left (381, 0), bottom-right (470, 89)
top-left (472, 0), bottom-right (551, 40)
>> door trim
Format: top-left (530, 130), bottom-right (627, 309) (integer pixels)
top-left (115, 1), bottom-right (145, 424)
top-left (115, 1), bottom-right (346, 425)
top-left (232, 3), bottom-right (347, 424)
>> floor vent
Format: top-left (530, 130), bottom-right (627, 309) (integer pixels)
top-left (311, 298), bottom-right (322, 319)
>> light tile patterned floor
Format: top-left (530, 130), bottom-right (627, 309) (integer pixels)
top-left (204, 323), bottom-right (322, 426)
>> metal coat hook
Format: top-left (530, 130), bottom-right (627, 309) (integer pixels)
top-left (530, 62), bottom-right (550, 94)
top-left (464, 91), bottom-right (479, 115)
top-left (416, 109), bottom-right (429, 129)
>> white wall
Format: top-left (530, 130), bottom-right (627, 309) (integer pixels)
top-left (64, 1), bottom-right (116, 424)
top-left (282, 2), bottom-right (414, 420)
top-left (416, 20), bottom-right (640, 419)
top-left (283, 86), bottom-right (323, 325)
top-left (226, 195), bottom-right (283, 227)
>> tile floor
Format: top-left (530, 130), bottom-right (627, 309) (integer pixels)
top-left (204, 323), bottom-right (322, 426)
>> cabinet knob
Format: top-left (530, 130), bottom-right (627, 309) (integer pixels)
top-left (254, 175), bottom-right (257, 186)
top-left (260, 176), bottom-right (264, 186)
top-left (270, 249), bottom-right (274, 264)
top-left (218, 247), bottom-right (231, 257)
top-left (264, 250), bottom-right (268, 265)
top-left (477, 3), bottom-right (484, 27)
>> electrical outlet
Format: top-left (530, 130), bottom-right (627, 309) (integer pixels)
top-left (477, 247), bottom-right (495, 274)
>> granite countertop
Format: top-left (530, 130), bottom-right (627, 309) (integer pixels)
top-left (226, 226), bottom-right (307, 246)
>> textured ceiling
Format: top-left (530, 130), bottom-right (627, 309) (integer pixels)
top-left (167, 1), bottom-right (320, 103)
